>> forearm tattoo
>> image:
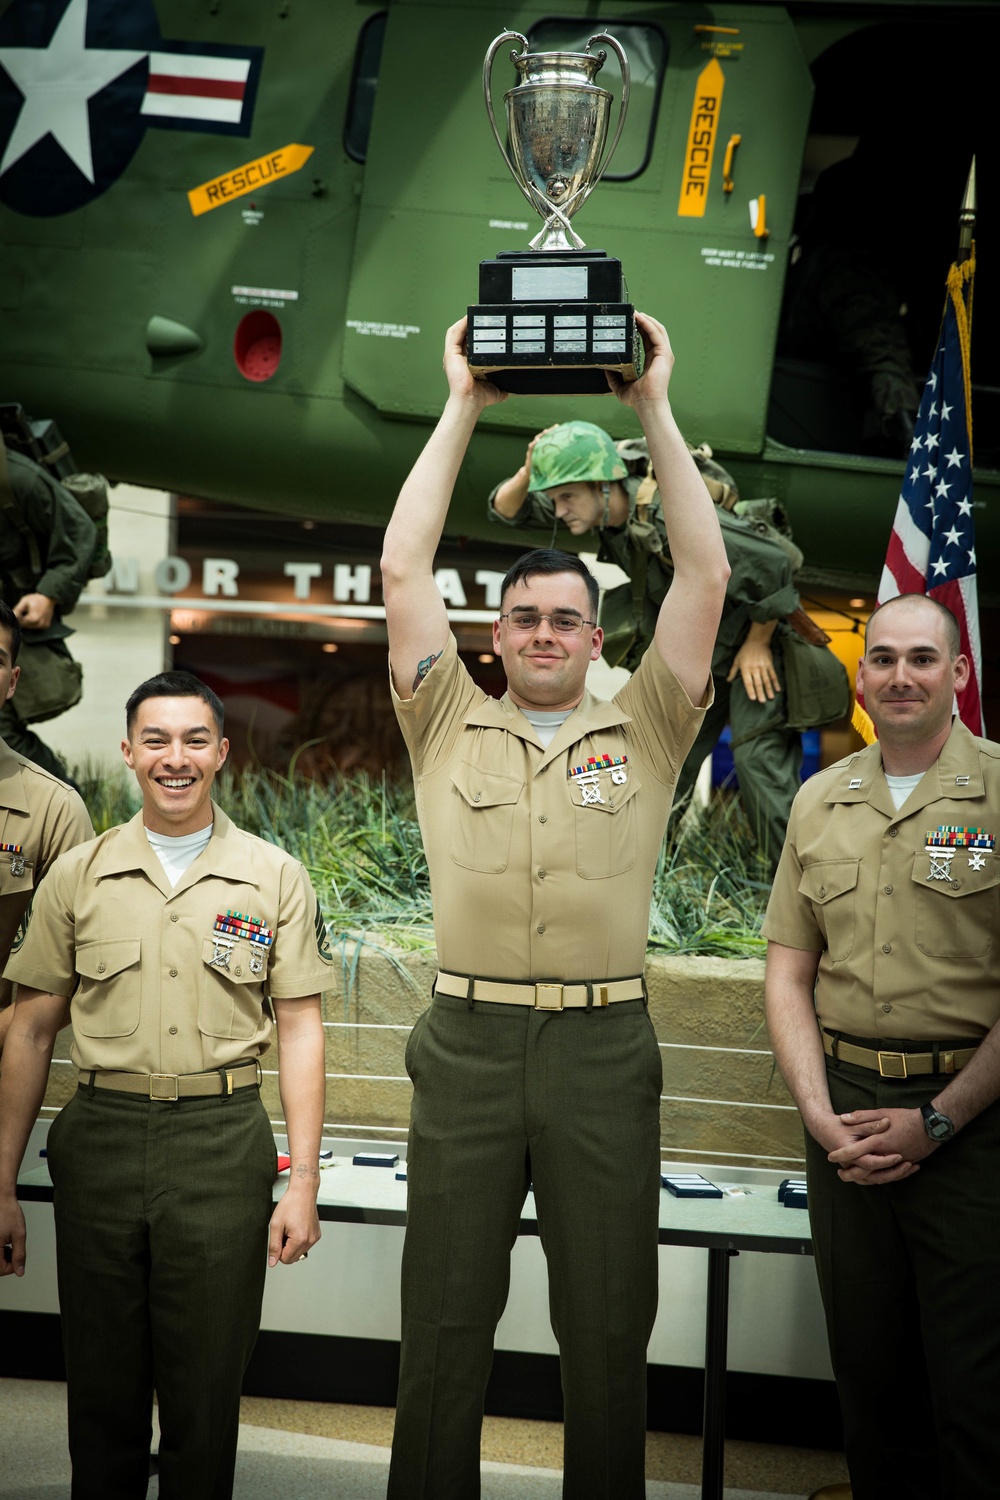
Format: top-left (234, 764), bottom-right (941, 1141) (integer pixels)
top-left (413, 651), bottom-right (442, 691)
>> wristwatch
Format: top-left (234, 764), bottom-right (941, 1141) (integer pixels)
top-left (920, 1103), bottom-right (955, 1142)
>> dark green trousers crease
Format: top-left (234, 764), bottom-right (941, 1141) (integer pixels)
top-left (46, 1085), bottom-right (277, 1500)
top-left (388, 994), bottom-right (662, 1500)
top-left (805, 1059), bottom-right (1000, 1500)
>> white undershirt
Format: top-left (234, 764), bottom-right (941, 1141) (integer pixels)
top-left (145, 824), bottom-right (213, 888)
top-left (522, 708), bottom-right (573, 749)
top-left (884, 772), bottom-right (925, 811)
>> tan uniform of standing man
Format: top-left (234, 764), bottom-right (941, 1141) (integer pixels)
top-left (0, 670), bottom-right (332, 1500)
top-left (0, 599), bottom-right (93, 1062)
top-left (764, 594), bottom-right (1000, 1500)
top-left (380, 315), bottom-right (728, 1498)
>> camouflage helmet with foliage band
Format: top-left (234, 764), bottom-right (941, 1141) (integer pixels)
top-left (528, 422), bottom-right (628, 492)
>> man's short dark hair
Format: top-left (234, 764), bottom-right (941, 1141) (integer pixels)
top-left (500, 549), bottom-right (600, 620)
top-left (865, 594), bottom-right (961, 658)
top-left (125, 671), bottom-right (225, 738)
top-left (0, 600), bottom-right (21, 664)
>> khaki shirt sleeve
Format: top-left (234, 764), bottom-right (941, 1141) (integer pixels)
top-left (34, 788), bottom-right (94, 883)
top-left (613, 643), bottom-right (713, 783)
top-left (761, 796), bottom-right (826, 952)
top-left (3, 850), bottom-right (79, 996)
top-left (265, 859), bottom-right (338, 1000)
top-left (391, 635), bottom-right (484, 776)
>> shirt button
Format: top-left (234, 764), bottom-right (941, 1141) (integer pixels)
top-left (884, 885), bottom-right (893, 895)
top-left (473, 792), bottom-right (481, 803)
top-left (170, 913), bottom-right (179, 923)
top-left (881, 944), bottom-right (891, 954)
top-left (169, 968), bottom-right (178, 977)
top-left (537, 868), bottom-right (546, 879)
top-left (951, 879), bottom-right (961, 890)
top-left (818, 886), bottom-right (826, 899)
top-left (539, 814), bottom-right (548, 824)
top-left (96, 962), bottom-right (106, 973)
top-left (888, 827), bottom-right (898, 838)
top-left (882, 1003), bottom-right (892, 1013)
top-left (537, 924), bottom-right (545, 934)
top-left (235, 966), bottom-right (243, 976)
top-left (169, 1025), bottom-right (178, 1035)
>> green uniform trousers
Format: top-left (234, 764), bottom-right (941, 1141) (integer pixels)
top-left (388, 992), bottom-right (662, 1500)
top-left (673, 647), bottom-right (801, 874)
top-left (804, 1053), bottom-right (1000, 1500)
top-left (45, 1083), bottom-right (277, 1499)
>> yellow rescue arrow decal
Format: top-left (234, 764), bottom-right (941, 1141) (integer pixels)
top-left (188, 144), bottom-right (314, 217)
top-left (677, 59), bottom-right (724, 218)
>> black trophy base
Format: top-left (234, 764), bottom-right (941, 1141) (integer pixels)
top-left (467, 250), bottom-right (642, 396)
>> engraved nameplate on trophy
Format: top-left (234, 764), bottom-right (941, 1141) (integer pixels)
top-left (468, 31), bottom-right (642, 396)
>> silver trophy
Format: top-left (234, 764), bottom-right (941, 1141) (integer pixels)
top-left (468, 31), bottom-right (641, 395)
top-left (484, 31), bottom-right (630, 253)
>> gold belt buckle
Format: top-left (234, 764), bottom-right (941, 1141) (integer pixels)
top-left (877, 1051), bottom-right (908, 1079)
top-left (534, 983), bottom-right (563, 1010)
top-left (149, 1073), bottom-right (180, 1101)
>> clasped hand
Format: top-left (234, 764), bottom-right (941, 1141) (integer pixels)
top-left (822, 1107), bottom-right (938, 1185)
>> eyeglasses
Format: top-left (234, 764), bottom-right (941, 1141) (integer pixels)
top-left (498, 610), bottom-right (596, 636)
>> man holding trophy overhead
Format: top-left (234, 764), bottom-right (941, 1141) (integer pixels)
top-left (381, 43), bottom-right (727, 1497)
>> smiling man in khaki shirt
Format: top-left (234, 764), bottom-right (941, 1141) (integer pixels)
top-left (380, 315), bottom-right (729, 1499)
top-left (0, 670), bottom-right (332, 1500)
top-left (764, 594), bottom-right (1000, 1500)
top-left (0, 600), bottom-right (93, 1061)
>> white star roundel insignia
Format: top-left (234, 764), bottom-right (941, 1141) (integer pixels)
top-left (0, 0), bottom-right (262, 217)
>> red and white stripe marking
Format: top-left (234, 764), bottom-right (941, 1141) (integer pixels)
top-left (141, 52), bottom-right (251, 125)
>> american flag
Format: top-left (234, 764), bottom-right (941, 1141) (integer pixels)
top-left (855, 253), bottom-right (982, 738)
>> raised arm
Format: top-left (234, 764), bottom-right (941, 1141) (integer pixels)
top-left (381, 318), bottom-right (506, 699)
top-left (608, 314), bottom-right (730, 704)
top-left (489, 427), bottom-right (556, 521)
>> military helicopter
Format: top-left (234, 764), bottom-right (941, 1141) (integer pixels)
top-left (0, 0), bottom-right (996, 601)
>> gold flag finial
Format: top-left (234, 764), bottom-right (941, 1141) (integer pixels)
top-left (958, 157), bottom-right (976, 262)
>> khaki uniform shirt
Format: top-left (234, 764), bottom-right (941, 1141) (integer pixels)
top-left (3, 804), bottom-right (336, 1073)
top-left (0, 738), bottom-right (93, 1009)
top-left (392, 636), bottom-right (708, 979)
top-left (763, 718), bottom-right (1000, 1041)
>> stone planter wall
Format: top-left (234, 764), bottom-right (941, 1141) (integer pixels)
top-left (44, 946), bottom-right (804, 1172)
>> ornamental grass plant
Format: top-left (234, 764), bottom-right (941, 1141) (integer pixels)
top-left (75, 762), bottom-right (768, 963)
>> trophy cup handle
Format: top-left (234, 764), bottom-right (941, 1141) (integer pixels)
top-left (483, 31), bottom-right (535, 210)
top-left (584, 32), bottom-right (631, 196)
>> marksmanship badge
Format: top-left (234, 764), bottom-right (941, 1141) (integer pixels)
top-left (924, 826), bottom-right (995, 881)
top-left (568, 753), bottom-right (628, 804)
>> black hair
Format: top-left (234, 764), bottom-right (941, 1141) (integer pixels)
top-left (500, 548), bottom-right (600, 620)
top-left (0, 600), bottom-right (21, 664)
top-left (865, 594), bottom-right (961, 658)
top-left (125, 671), bottom-right (225, 738)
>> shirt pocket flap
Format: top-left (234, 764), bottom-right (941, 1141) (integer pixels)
top-left (76, 938), bottom-right (141, 981)
top-left (572, 774), bottom-right (641, 816)
top-left (798, 860), bottom-right (860, 904)
top-left (0, 853), bottom-right (34, 895)
top-left (201, 936), bottom-right (263, 985)
top-left (910, 849), bottom-right (1000, 898)
top-left (449, 762), bottom-right (523, 810)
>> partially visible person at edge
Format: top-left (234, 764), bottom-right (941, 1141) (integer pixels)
top-left (0, 670), bottom-right (333, 1500)
top-left (0, 444), bottom-right (98, 784)
top-left (763, 593), bottom-right (1000, 1500)
top-left (489, 421), bottom-right (803, 871)
top-left (0, 599), bottom-right (93, 1064)
top-left (380, 313), bottom-right (728, 1498)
